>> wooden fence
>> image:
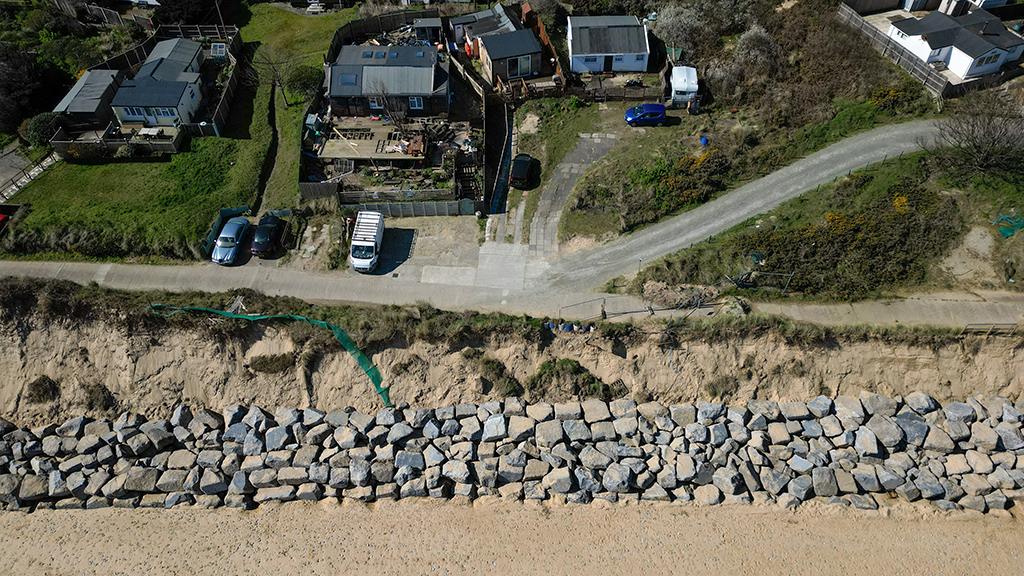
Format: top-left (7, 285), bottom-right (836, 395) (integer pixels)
top-left (81, 3), bottom-right (155, 30)
top-left (351, 199), bottom-right (475, 217)
top-left (521, 2), bottom-right (568, 86)
top-left (836, 4), bottom-right (952, 96)
top-left (50, 124), bottom-right (187, 160)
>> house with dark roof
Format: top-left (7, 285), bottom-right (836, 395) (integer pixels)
top-left (567, 15), bottom-right (650, 74)
top-left (478, 29), bottom-right (543, 84)
top-left (450, 3), bottom-right (521, 58)
top-left (887, 9), bottom-right (1024, 80)
top-left (327, 45), bottom-right (450, 117)
top-left (110, 38), bottom-right (204, 128)
top-left (52, 70), bottom-right (124, 129)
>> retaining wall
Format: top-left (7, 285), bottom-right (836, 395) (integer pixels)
top-left (1, 393), bottom-right (1022, 513)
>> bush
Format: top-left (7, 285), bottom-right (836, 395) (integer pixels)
top-left (249, 353), bottom-right (295, 373)
top-left (24, 375), bottom-right (60, 403)
top-left (22, 112), bottom-right (61, 147)
top-left (83, 383), bottom-right (117, 412)
top-left (525, 359), bottom-right (625, 401)
top-left (477, 357), bottom-right (523, 397)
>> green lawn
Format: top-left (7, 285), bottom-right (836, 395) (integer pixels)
top-left (632, 153), bottom-right (989, 300)
top-left (2, 4), bottom-right (351, 259)
top-left (515, 97), bottom-right (601, 242)
top-left (3, 83), bottom-right (272, 260)
top-left (241, 4), bottom-right (358, 211)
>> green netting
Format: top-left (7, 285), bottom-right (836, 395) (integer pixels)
top-left (995, 215), bottom-right (1024, 239)
top-left (149, 304), bottom-right (391, 407)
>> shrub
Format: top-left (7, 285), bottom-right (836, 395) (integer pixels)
top-left (24, 375), bottom-right (60, 403)
top-left (249, 353), bottom-right (295, 373)
top-left (22, 112), bottom-right (62, 147)
top-left (83, 383), bottom-right (117, 412)
top-left (525, 359), bottom-right (624, 401)
top-left (704, 374), bottom-right (738, 399)
top-left (477, 357), bottom-right (523, 397)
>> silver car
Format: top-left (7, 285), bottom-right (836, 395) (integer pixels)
top-left (211, 216), bottom-right (250, 265)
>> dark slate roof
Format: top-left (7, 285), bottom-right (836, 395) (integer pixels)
top-left (480, 29), bottom-right (541, 60)
top-left (53, 70), bottom-right (120, 114)
top-left (111, 38), bottom-right (202, 108)
top-left (111, 78), bottom-right (190, 107)
top-left (569, 15), bottom-right (648, 55)
top-left (329, 45), bottom-right (445, 98)
top-left (453, 3), bottom-right (518, 37)
top-left (143, 38), bottom-right (202, 82)
top-left (892, 9), bottom-right (1023, 58)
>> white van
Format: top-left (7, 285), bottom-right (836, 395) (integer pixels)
top-left (306, 3), bottom-right (324, 15)
top-left (670, 65), bottom-right (699, 108)
top-left (349, 211), bottom-right (384, 273)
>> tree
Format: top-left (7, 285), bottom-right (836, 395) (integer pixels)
top-left (286, 65), bottom-right (324, 102)
top-left (22, 112), bottom-right (62, 147)
top-left (933, 93), bottom-right (1024, 174)
top-left (0, 44), bottom-right (42, 133)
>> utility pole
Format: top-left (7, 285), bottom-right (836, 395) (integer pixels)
top-left (215, 0), bottom-right (226, 35)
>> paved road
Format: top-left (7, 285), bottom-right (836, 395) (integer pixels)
top-left (11, 119), bottom-right (1009, 328)
top-left (538, 120), bottom-right (940, 291)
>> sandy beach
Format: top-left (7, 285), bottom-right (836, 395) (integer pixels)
top-left (0, 499), bottom-right (1021, 575)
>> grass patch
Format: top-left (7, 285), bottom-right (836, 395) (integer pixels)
top-left (563, 98), bottom-right (930, 243)
top-left (3, 83), bottom-right (273, 259)
top-left (0, 132), bottom-right (15, 149)
top-left (242, 4), bottom-right (358, 211)
top-left (24, 375), bottom-right (59, 404)
top-left (524, 359), bottom-right (625, 401)
top-left (515, 97), bottom-right (600, 242)
top-left (249, 353), bottom-right (296, 373)
top-left (462, 349), bottom-right (523, 396)
top-left (633, 153), bottom-right (967, 300)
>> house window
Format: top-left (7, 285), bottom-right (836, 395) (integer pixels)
top-left (126, 106), bottom-right (145, 117)
top-left (189, 88), bottom-right (196, 100)
top-left (368, 96), bottom-right (384, 110)
top-left (977, 53), bottom-right (1000, 66)
top-left (614, 55), bottom-right (624, 62)
top-left (895, 30), bottom-right (907, 39)
top-left (635, 54), bottom-right (645, 61)
top-left (409, 96), bottom-right (424, 110)
top-left (158, 108), bottom-right (176, 117)
top-left (507, 55), bottom-right (532, 78)
top-left (583, 56), bottom-right (598, 63)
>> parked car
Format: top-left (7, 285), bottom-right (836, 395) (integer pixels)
top-left (211, 216), bottom-right (250, 265)
top-left (624, 103), bottom-right (666, 127)
top-left (509, 153), bottom-right (536, 189)
top-left (251, 214), bottom-right (287, 258)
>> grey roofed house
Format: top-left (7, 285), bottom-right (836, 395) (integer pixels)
top-left (479, 29), bottom-right (542, 60)
top-left (111, 38), bottom-right (203, 108)
top-left (451, 3), bottom-right (519, 38)
top-left (892, 9), bottom-right (1024, 58)
top-left (569, 15), bottom-right (648, 55)
top-left (329, 45), bottom-right (446, 98)
top-left (53, 70), bottom-right (121, 115)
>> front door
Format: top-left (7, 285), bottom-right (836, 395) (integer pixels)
top-left (604, 55), bottom-right (613, 72)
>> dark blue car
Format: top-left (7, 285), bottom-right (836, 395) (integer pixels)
top-left (624, 103), bottom-right (667, 127)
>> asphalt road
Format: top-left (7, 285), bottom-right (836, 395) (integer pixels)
top-left (6, 120), bottom-right (988, 326)
top-left (540, 119), bottom-right (941, 291)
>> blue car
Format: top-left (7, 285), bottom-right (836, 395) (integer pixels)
top-left (211, 216), bottom-right (250, 265)
top-left (624, 103), bottom-right (667, 127)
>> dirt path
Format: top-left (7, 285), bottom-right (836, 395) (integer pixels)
top-left (0, 500), bottom-right (1020, 575)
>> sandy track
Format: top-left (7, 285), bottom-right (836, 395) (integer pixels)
top-left (0, 500), bottom-right (1021, 575)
